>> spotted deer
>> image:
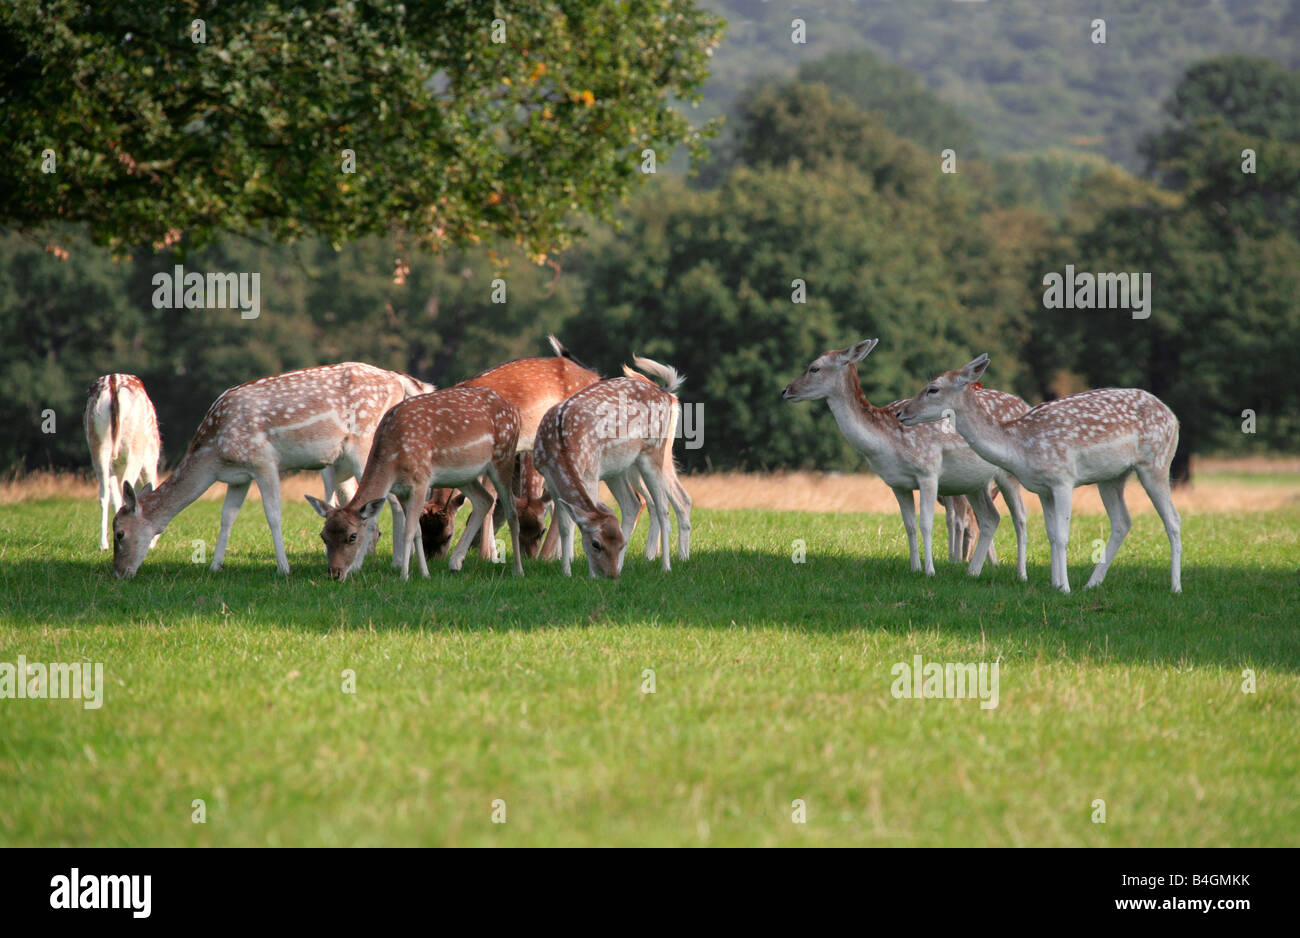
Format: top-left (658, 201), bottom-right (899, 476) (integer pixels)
top-left (85, 374), bottom-right (162, 550)
top-left (456, 335), bottom-right (603, 558)
top-left (307, 387), bottom-right (523, 580)
top-left (111, 363), bottom-right (433, 578)
top-left (533, 357), bottom-right (691, 578)
top-left (782, 339), bottom-right (1029, 579)
top-left (898, 355), bottom-right (1182, 593)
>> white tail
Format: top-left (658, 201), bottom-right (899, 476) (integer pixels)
top-left (898, 354), bottom-right (1182, 593)
top-left (111, 363), bottom-right (432, 579)
top-left (533, 365), bottom-right (691, 578)
top-left (783, 339), bottom-right (1030, 579)
top-left (85, 374), bottom-right (161, 550)
top-left (307, 386), bottom-right (523, 581)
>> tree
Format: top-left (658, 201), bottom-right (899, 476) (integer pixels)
top-left (0, 0), bottom-right (722, 256)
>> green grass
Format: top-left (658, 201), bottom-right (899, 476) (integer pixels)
top-left (1, 497), bottom-right (1297, 847)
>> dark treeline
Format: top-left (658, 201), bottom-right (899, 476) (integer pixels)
top-left (3, 50), bottom-right (1298, 477)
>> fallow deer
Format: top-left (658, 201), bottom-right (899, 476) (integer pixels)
top-left (85, 374), bottom-right (162, 550)
top-left (782, 340), bottom-right (1029, 579)
top-left (111, 363), bottom-right (433, 578)
top-left (307, 387), bottom-right (524, 580)
top-left (898, 355), bottom-right (1182, 592)
top-left (420, 488), bottom-right (466, 560)
top-left (533, 357), bottom-right (691, 578)
top-left (457, 335), bottom-right (603, 558)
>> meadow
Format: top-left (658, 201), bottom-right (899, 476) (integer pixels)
top-left (1, 479), bottom-right (1297, 847)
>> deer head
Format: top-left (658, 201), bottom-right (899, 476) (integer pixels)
top-left (419, 489), bottom-right (466, 560)
top-left (559, 499), bottom-right (627, 578)
top-left (897, 354), bottom-right (990, 427)
top-left (782, 339), bottom-right (879, 402)
top-left (112, 480), bottom-right (158, 578)
top-left (306, 494), bottom-right (387, 580)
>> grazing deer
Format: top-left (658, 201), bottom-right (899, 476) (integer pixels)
top-left (111, 363), bottom-right (433, 578)
top-left (85, 374), bottom-right (162, 550)
top-left (533, 357), bottom-right (691, 578)
top-left (898, 355), bottom-right (1182, 593)
top-left (942, 494), bottom-right (999, 566)
top-left (420, 488), bottom-right (466, 560)
top-left (307, 387), bottom-right (523, 581)
top-left (782, 340), bottom-right (1029, 579)
top-left (458, 335), bottom-right (603, 558)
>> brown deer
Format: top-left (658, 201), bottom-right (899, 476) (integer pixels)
top-left (85, 374), bottom-right (162, 550)
top-left (307, 387), bottom-right (524, 580)
top-left (533, 357), bottom-right (691, 578)
top-left (783, 340), bottom-right (1030, 579)
top-left (111, 363), bottom-right (433, 578)
top-left (899, 355), bottom-right (1182, 592)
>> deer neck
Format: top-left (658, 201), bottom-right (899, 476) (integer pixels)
top-left (348, 459), bottom-right (401, 509)
top-left (823, 366), bottom-right (901, 462)
top-left (139, 447), bottom-right (219, 530)
top-left (949, 392), bottom-right (1023, 474)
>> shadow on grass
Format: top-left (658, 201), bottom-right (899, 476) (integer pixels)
top-left (2, 545), bottom-right (1297, 672)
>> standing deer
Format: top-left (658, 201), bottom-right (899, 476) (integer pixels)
top-left (457, 335), bottom-right (603, 558)
top-left (85, 374), bottom-right (161, 550)
top-left (898, 354), bottom-right (1182, 593)
top-left (307, 387), bottom-right (524, 581)
top-left (782, 339), bottom-right (1029, 579)
top-left (533, 357), bottom-right (691, 578)
top-left (111, 363), bottom-right (433, 578)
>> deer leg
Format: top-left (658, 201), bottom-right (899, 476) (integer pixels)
top-left (253, 471), bottom-right (291, 575)
top-left (555, 500), bottom-right (576, 576)
top-left (385, 493), bottom-right (405, 566)
top-left (636, 458), bottom-right (673, 573)
top-left (1039, 491), bottom-right (1059, 590)
top-left (609, 475), bottom-right (643, 548)
top-left (892, 487), bottom-right (921, 572)
top-left (668, 473), bottom-right (692, 560)
top-left (96, 466), bottom-right (113, 550)
top-left (211, 481), bottom-right (250, 572)
top-left (997, 476), bottom-right (1029, 582)
top-left (450, 479), bottom-right (494, 573)
top-left (1137, 465), bottom-right (1182, 593)
top-left (478, 477), bottom-right (498, 562)
top-left (918, 477), bottom-right (938, 576)
top-left (1046, 485), bottom-right (1073, 593)
top-left (942, 497), bottom-right (963, 563)
top-left (629, 470), bottom-right (659, 561)
top-left (403, 491), bottom-right (429, 580)
top-left (487, 462), bottom-right (524, 577)
top-left (965, 484), bottom-right (1001, 578)
top-left (1085, 476), bottom-right (1131, 589)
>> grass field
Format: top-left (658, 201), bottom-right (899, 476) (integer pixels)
top-left (1, 493), bottom-right (1297, 847)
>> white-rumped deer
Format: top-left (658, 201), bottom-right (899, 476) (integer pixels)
top-left (458, 335), bottom-right (603, 558)
top-left (533, 357), bottom-right (691, 578)
top-left (85, 374), bottom-right (162, 550)
top-left (782, 339), bottom-right (1029, 579)
top-left (111, 363), bottom-right (433, 578)
top-left (898, 354), bottom-right (1182, 593)
top-left (307, 387), bottom-right (523, 580)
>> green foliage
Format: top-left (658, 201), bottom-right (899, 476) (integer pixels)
top-left (0, 0), bottom-right (722, 256)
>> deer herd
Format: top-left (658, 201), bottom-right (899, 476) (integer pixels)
top-left (87, 336), bottom-right (1182, 593)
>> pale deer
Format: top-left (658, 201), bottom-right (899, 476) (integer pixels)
top-left (85, 374), bottom-right (162, 550)
top-left (111, 363), bottom-right (433, 578)
top-left (898, 354), bottom-right (1182, 593)
top-left (307, 387), bottom-right (524, 580)
top-left (533, 357), bottom-right (691, 578)
top-left (782, 340), bottom-right (1029, 579)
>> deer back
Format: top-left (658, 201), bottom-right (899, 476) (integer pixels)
top-left (462, 356), bottom-right (600, 449)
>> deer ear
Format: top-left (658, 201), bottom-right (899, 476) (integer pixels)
top-left (844, 338), bottom-right (879, 364)
top-left (957, 354), bottom-right (991, 386)
top-left (450, 491), bottom-right (467, 509)
top-left (121, 480), bottom-right (137, 513)
top-left (305, 494), bottom-right (330, 518)
top-left (359, 497), bottom-right (387, 522)
top-left (138, 481), bottom-right (154, 498)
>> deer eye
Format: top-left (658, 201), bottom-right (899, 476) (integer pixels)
top-left (591, 540), bottom-right (604, 553)
top-left (348, 533), bottom-right (357, 543)
top-left (808, 366), bottom-right (820, 373)
top-left (927, 387), bottom-right (938, 395)
top-left (115, 530), bottom-right (124, 541)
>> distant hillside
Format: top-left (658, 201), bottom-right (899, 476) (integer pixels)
top-left (699, 0), bottom-right (1300, 170)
